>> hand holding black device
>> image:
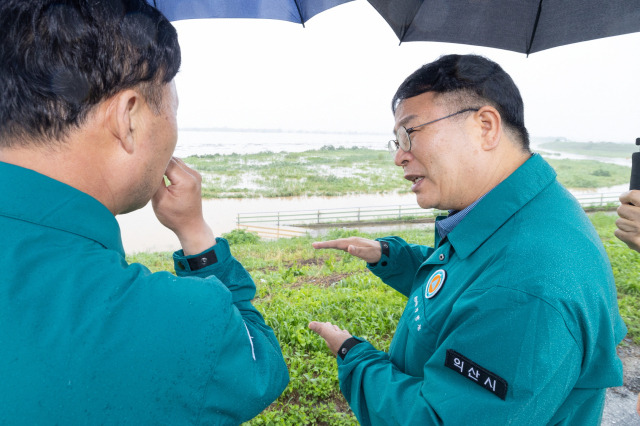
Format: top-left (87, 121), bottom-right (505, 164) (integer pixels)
top-left (630, 138), bottom-right (640, 191)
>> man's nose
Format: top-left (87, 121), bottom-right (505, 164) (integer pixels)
top-left (394, 148), bottom-right (411, 167)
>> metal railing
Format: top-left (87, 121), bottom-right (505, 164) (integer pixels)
top-left (236, 192), bottom-right (621, 238)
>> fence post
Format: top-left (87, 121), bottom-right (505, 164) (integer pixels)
top-left (357, 207), bottom-right (360, 222)
top-left (398, 205), bottom-right (402, 220)
top-left (317, 210), bottom-right (320, 224)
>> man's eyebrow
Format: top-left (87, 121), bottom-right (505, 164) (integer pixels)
top-left (394, 114), bottom-right (418, 133)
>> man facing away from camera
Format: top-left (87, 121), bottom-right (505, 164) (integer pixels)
top-left (0, 0), bottom-right (287, 423)
top-left (309, 54), bottom-right (626, 424)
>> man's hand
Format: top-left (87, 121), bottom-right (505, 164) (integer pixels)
top-left (308, 321), bottom-right (353, 356)
top-left (615, 190), bottom-right (640, 252)
top-left (152, 157), bottom-right (215, 255)
top-left (312, 237), bottom-right (382, 264)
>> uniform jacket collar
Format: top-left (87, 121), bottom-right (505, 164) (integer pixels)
top-left (0, 161), bottom-right (125, 256)
top-left (447, 154), bottom-right (556, 259)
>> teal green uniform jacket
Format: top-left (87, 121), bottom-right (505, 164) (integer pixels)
top-left (338, 155), bottom-right (626, 425)
top-left (0, 162), bottom-right (289, 425)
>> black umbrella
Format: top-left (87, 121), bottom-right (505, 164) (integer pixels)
top-left (366, 0), bottom-right (640, 54)
top-left (151, 0), bottom-right (353, 26)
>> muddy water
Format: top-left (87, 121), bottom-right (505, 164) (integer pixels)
top-left (117, 192), bottom-right (418, 253)
top-left (117, 182), bottom-right (628, 254)
top-left (118, 141), bottom-right (632, 254)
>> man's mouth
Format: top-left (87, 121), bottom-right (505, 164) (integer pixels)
top-left (405, 174), bottom-right (425, 191)
top-left (405, 174), bottom-right (424, 184)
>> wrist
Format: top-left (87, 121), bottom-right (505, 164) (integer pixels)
top-left (337, 337), bottom-right (362, 359)
top-left (177, 222), bottom-right (216, 255)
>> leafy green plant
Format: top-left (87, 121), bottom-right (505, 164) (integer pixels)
top-left (222, 228), bottom-right (261, 245)
top-left (126, 217), bottom-right (639, 423)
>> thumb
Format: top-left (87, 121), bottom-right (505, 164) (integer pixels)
top-left (346, 244), bottom-right (380, 264)
top-left (309, 321), bottom-right (328, 337)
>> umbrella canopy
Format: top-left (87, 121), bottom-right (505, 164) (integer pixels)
top-left (367, 0), bottom-right (640, 54)
top-left (151, 0), bottom-right (354, 25)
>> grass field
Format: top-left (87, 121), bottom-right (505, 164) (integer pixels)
top-left (182, 147), bottom-right (631, 198)
top-left (128, 213), bottom-right (640, 425)
top-left (539, 140), bottom-right (636, 158)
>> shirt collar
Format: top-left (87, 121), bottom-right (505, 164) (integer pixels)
top-left (435, 193), bottom-right (488, 240)
top-left (445, 154), bottom-right (555, 259)
top-left (0, 162), bottom-right (125, 256)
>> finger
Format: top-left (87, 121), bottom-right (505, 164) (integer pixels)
top-left (618, 203), bottom-right (640, 222)
top-left (312, 240), bottom-right (351, 251)
top-left (164, 157), bottom-right (200, 186)
top-left (171, 157), bottom-right (199, 178)
top-left (616, 217), bottom-right (640, 233)
top-left (308, 321), bottom-right (332, 337)
top-left (620, 190), bottom-right (640, 206)
top-left (346, 244), bottom-right (382, 263)
top-left (615, 228), bottom-right (640, 247)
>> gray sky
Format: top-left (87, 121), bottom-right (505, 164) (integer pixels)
top-left (172, 0), bottom-right (640, 143)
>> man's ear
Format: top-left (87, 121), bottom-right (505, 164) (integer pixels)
top-left (105, 90), bottom-right (141, 155)
top-left (475, 106), bottom-right (502, 151)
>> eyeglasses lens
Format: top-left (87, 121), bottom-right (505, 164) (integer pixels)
top-left (388, 127), bottom-right (411, 156)
top-left (398, 127), bottom-right (410, 152)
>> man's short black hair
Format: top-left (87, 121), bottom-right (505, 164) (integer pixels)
top-left (0, 0), bottom-right (181, 147)
top-left (392, 54), bottom-right (530, 150)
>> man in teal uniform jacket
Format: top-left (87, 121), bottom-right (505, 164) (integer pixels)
top-left (0, 1), bottom-right (288, 424)
top-left (309, 55), bottom-right (626, 424)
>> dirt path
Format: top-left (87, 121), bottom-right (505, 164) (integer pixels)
top-left (602, 340), bottom-right (640, 425)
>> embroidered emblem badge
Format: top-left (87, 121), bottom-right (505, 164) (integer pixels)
top-left (425, 269), bottom-right (446, 299)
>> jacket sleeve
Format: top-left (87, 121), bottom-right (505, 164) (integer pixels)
top-left (173, 238), bottom-right (289, 423)
top-left (367, 236), bottom-right (433, 297)
top-left (336, 287), bottom-right (582, 425)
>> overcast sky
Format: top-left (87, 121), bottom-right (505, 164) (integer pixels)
top-left (172, 0), bottom-right (640, 144)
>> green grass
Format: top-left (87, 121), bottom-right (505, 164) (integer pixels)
top-left (182, 147), bottom-right (631, 198)
top-left (539, 141), bottom-right (636, 158)
top-left (546, 158), bottom-right (630, 189)
top-left (183, 147), bottom-right (407, 199)
top-left (127, 215), bottom-right (639, 424)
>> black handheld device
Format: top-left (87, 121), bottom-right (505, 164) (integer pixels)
top-left (631, 138), bottom-right (640, 190)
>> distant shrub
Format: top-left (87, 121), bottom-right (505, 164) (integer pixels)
top-left (222, 229), bottom-right (260, 245)
top-left (592, 169), bottom-right (611, 177)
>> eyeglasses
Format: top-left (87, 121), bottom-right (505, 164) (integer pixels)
top-left (388, 108), bottom-right (479, 155)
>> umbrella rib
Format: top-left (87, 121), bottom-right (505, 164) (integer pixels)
top-left (400, 1), bottom-right (426, 44)
top-left (526, 0), bottom-right (544, 55)
top-left (293, 0), bottom-right (306, 27)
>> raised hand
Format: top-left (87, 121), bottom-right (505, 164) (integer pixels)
top-left (312, 237), bottom-right (382, 264)
top-left (152, 157), bottom-right (215, 255)
top-left (615, 190), bottom-right (640, 252)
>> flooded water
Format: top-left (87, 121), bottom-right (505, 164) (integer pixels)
top-left (115, 133), bottom-right (631, 253)
top-left (173, 129), bottom-right (389, 157)
top-left (117, 192), bottom-right (419, 253)
top-left (536, 146), bottom-right (632, 167)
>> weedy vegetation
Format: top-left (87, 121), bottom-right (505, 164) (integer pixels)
top-left (182, 147), bottom-right (630, 199)
top-left (128, 213), bottom-right (638, 425)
